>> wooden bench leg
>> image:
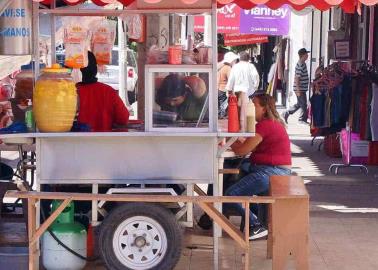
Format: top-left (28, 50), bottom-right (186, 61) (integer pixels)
top-left (270, 198), bottom-right (309, 270)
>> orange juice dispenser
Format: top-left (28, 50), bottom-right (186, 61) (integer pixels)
top-left (33, 64), bottom-right (77, 132)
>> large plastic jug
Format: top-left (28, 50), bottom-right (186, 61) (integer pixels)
top-left (34, 64), bottom-right (77, 132)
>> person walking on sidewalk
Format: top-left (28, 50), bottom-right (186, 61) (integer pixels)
top-left (283, 48), bottom-right (310, 125)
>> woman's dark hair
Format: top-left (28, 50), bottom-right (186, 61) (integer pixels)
top-left (156, 74), bottom-right (188, 106)
top-left (254, 94), bottom-right (285, 126)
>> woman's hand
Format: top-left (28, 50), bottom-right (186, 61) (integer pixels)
top-left (231, 134), bottom-right (263, 156)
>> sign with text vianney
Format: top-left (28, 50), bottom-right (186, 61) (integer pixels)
top-left (240, 5), bottom-right (290, 36)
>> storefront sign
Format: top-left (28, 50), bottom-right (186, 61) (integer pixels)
top-left (194, 4), bottom-right (240, 33)
top-left (240, 5), bottom-right (290, 36)
top-left (224, 34), bottom-right (268, 46)
top-left (0, 0), bottom-right (32, 55)
top-left (334, 39), bottom-right (351, 59)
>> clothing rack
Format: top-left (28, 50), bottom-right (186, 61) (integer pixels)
top-left (310, 60), bottom-right (374, 175)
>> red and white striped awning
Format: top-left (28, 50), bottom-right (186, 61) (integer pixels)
top-left (32, 0), bottom-right (378, 13)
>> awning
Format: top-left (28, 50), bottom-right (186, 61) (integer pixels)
top-left (31, 0), bottom-right (378, 13)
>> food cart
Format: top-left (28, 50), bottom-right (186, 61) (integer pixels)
top-left (0, 1), bottom-right (259, 269)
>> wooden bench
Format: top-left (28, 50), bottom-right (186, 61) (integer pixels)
top-left (267, 175), bottom-right (309, 270)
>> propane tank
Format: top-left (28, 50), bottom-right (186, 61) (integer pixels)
top-left (228, 94), bottom-right (239, 132)
top-left (42, 201), bottom-right (87, 270)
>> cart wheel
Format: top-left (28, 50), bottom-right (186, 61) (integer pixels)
top-left (99, 202), bottom-right (182, 270)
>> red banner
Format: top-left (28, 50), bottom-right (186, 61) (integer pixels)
top-left (224, 34), bottom-right (269, 46)
top-left (194, 3), bottom-right (240, 33)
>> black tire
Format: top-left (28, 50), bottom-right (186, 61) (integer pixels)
top-left (99, 202), bottom-right (182, 270)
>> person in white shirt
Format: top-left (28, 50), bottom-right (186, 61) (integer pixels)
top-left (226, 51), bottom-right (260, 97)
top-left (226, 51), bottom-right (260, 130)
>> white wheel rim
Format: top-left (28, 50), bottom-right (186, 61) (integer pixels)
top-left (112, 216), bottom-right (168, 269)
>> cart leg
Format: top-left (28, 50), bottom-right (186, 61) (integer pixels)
top-left (213, 228), bottom-right (219, 270)
top-left (186, 184), bottom-right (194, 227)
top-left (214, 158), bottom-right (224, 238)
top-left (92, 184), bottom-right (99, 226)
top-left (28, 198), bottom-right (38, 270)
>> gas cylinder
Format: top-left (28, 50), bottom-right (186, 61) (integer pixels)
top-left (228, 94), bottom-right (239, 132)
top-left (42, 201), bottom-right (87, 270)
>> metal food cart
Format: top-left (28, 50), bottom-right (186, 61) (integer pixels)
top-left (0, 1), bottom-right (257, 269)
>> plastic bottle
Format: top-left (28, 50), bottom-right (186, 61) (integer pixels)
top-left (228, 94), bottom-right (239, 132)
top-left (239, 92), bottom-right (248, 132)
top-left (246, 99), bottom-right (256, 133)
top-left (25, 100), bottom-right (35, 132)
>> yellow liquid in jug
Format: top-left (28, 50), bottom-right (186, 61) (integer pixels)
top-left (34, 79), bottom-right (77, 132)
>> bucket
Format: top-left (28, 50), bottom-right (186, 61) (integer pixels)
top-left (0, 0), bottom-right (32, 55)
top-left (168, 45), bottom-right (183, 64)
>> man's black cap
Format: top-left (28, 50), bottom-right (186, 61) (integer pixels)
top-left (298, 48), bottom-right (310, 56)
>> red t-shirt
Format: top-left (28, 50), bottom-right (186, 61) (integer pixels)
top-left (77, 82), bottom-right (129, 132)
top-left (250, 119), bottom-right (291, 166)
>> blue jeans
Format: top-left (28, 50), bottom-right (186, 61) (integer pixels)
top-left (225, 165), bottom-right (291, 227)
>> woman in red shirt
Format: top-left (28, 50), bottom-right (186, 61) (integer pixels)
top-left (226, 94), bottom-right (292, 240)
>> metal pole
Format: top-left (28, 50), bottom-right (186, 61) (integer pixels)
top-left (368, 6), bottom-right (375, 63)
top-left (362, 6), bottom-right (368, 60)
top-left (50, 0), bottom-right (56, 65)
top-left (309, 10), bottom-right (314, 96)
top-left (118, 17), bottom-right (128, 105)
top-left (32, 1), bottom-right (40, 78)
top-left (319, 11), bottom-right (323, 65)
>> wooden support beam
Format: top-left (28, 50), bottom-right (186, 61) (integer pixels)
top-left (218, 168), bottom-right (240, 175)
top-left (30, 198), bottom-right (72, 245)
top-left (194, 184), bottom-right (207, 196)
top-left (198, 201), bottom-right (248, 249)
top-left (28, 198), bottom-right (37, 270)
top-left (244, 202), bottom-right (250, 270)
top-left (5, 191), bottom-right (276, 204)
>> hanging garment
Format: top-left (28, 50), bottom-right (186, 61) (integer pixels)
top-left (366, 84), bottom-right (373, 141)
top-left (371, 84), bottom-right (378, 141)
top-left (359, 83), bottom-right (369, 140)
top-left (310, 91), bottom-right (326, 127)
top-left (331, 85), bottom-right (342, 126)
top-left (340, 76), bottom-right (352, 124)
